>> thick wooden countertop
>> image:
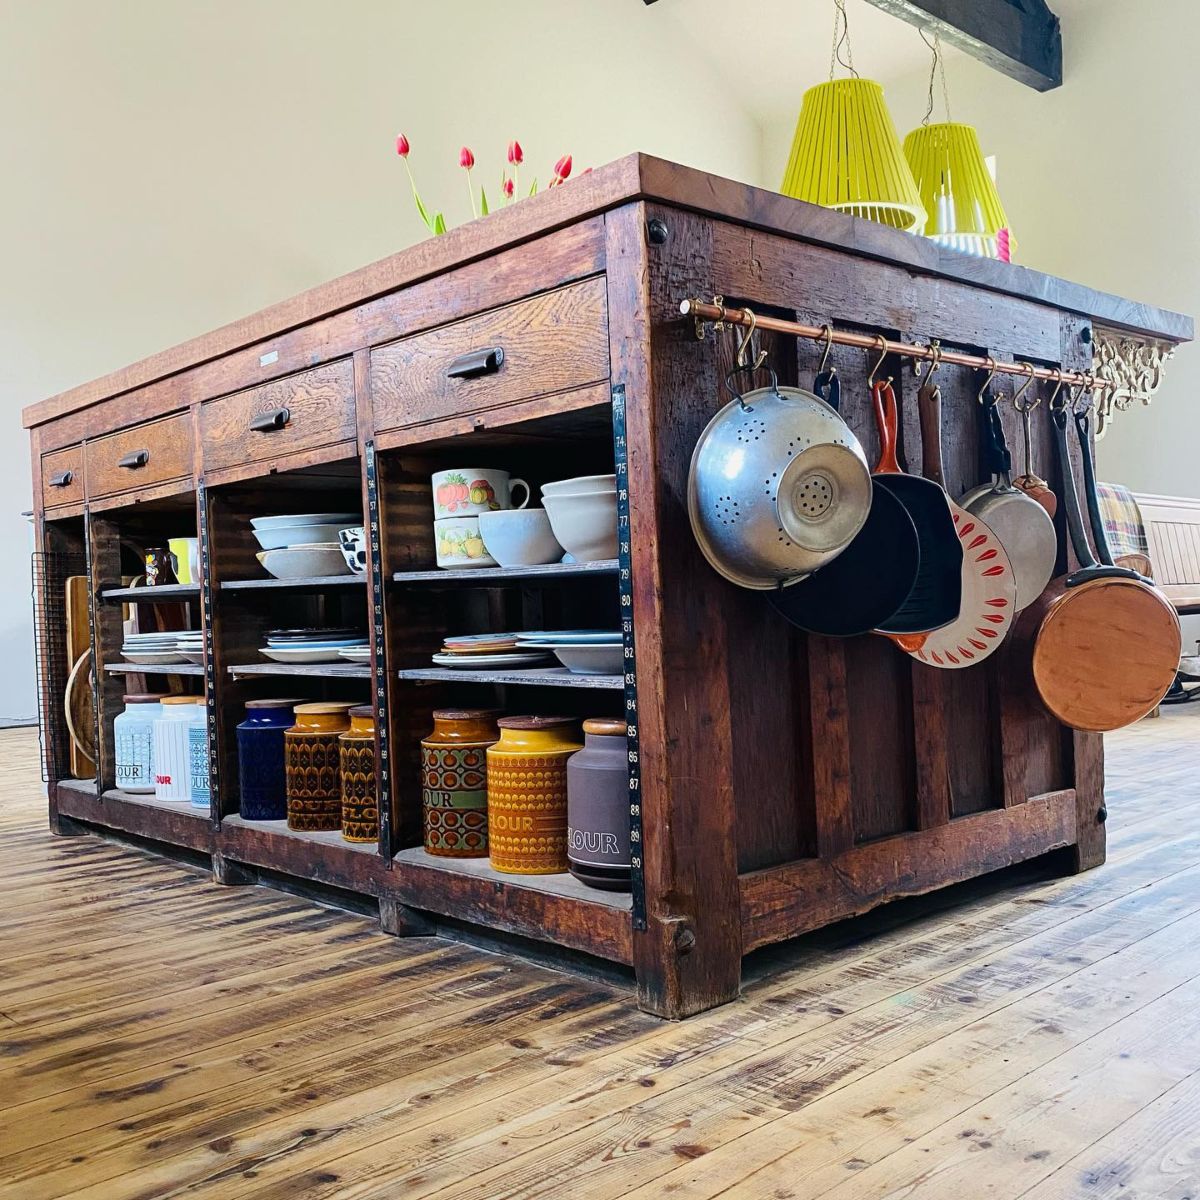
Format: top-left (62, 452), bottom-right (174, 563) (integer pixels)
top-left (22, 152), bottom-right (1192, 430)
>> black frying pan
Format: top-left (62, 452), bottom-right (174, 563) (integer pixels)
top-left (870, 379), bottom-right (963, 634)
top-left (769, 370), bottom-right (922, 636)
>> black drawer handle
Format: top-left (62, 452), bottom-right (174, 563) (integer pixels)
top-left (49, 470), bottom-right (74, 488)
top-left (118, 449), bottom-right (149, 470)
top-left (250, 406), bottom-right (291, 433)
top-left (447, 347), bottom-right (504, 380)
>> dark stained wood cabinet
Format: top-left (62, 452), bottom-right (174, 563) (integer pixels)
top-left (24, 153), bottom-right (1192, 1018)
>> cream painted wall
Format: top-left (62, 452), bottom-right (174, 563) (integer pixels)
top-left (0, 0), bottom-right (763, 720)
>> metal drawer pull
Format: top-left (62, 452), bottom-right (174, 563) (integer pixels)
top-left (49, 470), bottom-right (74, 488)
top-left (250, 406), bottom-right (291, 432)
top-left (447, 346), bottom-right (504, 380)
top-left (118, 449), bottom-right (149, 470)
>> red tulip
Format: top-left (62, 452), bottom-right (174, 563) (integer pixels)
top-left (395, 133), bottom-right (410, 157)
top-left (503, 176), bottom-right (515, 198)
top-left (459, 146), bottom-right (475, 169)
top-left (507, 139), bottom-right (523, 166)
top-left (553, 154), bottom-right (572, 180)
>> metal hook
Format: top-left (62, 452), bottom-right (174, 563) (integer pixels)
top-left (976, 356), bottom-right (999, 405)
top-left (817, 324), bottom-right (836, 376)
top-left (1048, 374), bottom-right (1068, 412)
top-left (1073, 372), bottom-right (1096, 414)
top-left (914, 337), bottom-right (941, 380)
top-left (734, 308), bottom-right (767, 372)
top-left (1012, 363), bottom-right (1040, 413)
top-left (867, 335), bottom-right (891, 387)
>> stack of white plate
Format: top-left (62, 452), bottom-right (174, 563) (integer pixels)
top-left (122, 632), bottom-right (189, 666)
top-left (260, 627), bottom-right (369, 665)
top-left (516, 630), bottom-right (624, 675)
top-left (176, 633), bottom-right (205, 665)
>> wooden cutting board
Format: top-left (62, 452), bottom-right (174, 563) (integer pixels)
top-left (65, 576), bottom-right (95, 777)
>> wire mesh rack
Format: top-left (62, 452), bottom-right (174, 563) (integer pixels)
top-left (32, 549), bottom-right (88, 783)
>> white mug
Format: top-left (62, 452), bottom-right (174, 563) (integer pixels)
top-left (431, 468), bottom-right (530, 519)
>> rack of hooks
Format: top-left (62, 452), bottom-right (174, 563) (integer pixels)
top-left (680, 297), bottom-right (1111, 393)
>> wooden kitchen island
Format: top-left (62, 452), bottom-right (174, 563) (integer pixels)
top-left (24, 153), bottom-right (1192, 1018)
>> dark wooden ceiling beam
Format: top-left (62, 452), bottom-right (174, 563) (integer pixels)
top-left (642, 0), bottom-right (1063, 92)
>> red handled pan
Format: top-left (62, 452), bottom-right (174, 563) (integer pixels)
top-left (769, 368), bottom-right (922, 636)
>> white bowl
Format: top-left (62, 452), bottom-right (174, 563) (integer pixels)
top-left (253, 522), bottom-right (358, 551)
top-left (259, 646), bottom-right (345, 664)
top-left (542, 475), bottom-right (616, 497)
top-left (541, 492), bottom-right (619, 562)
top-left (120, 650), bottom-right (190, 666)
top-left (477, 509), bottom-right (564, 568)
top-left (521, 642), bottom-right (624, 675)
top-left (250, 512), bottom-right (359, 530)
top-left (256, 544), bottom-right (352, 580)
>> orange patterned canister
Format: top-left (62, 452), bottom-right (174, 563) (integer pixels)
top-left (285, 703), bottom-right (353, 832)
top-left (421, 708), bottom-right (501, 858)
top-left (339, 705), bottom-right (378, 844)
top-left (486, 716), bottom-right (582, 874)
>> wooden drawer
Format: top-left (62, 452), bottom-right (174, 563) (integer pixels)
top-left (85, 413), bottom-right (193, 500)
top-left (370, 276), bottom-right (609, 431)
top-left (41, 445), bottom-right (85, 510)
top-left (201, 359), bottom-right (357, 475)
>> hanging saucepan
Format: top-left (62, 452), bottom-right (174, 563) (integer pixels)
top-left (958, 373), bottom-right (1056, 611)
top-left (769, 364), bottom-right (922, 636)
top-left (1013, 393), bottom-right (1180, 732)
top-left (888, 376), bottom-right (1016, 667)
top-left (688, 346), bottom-right (873, 590)
top-left (1011, 372), bottom-right (1057, 517)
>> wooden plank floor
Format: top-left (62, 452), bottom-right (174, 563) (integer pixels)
top-left (2, 708), bottom-right (1199, 1199)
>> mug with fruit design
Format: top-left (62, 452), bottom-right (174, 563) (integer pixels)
top-left (435, 516), bottom-right (499, 569)
top-left (431, 468), bottom-right (530, 519)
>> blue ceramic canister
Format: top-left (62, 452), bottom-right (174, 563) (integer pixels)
top-left (188, 704), bottom-right (211, 810)
top-left (237, 699), bottom-right (298, 820)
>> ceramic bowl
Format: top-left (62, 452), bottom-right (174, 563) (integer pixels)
top-left (541, 492), bottom-right (619, 562)
top-left (477, 509), bottom-right (564, 568)
top-left (256, 544), bottom-right (352, 580)
top-left (250, 512), bottom-right (359, 529)
top-left (259, 646), bottom-right (346, 664)
top-left (542, 474), bottom-right (616, 498)
top-left (338, 526), bottom-right (367, 573)
top-left (253, 522), bottom-right (357, 551)
top-left (521, 642), bottom-right (625, 675)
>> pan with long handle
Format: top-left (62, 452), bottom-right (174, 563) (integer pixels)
top-left (1014, 403), bottom-right (1180, 731)
top-left (870, 378), bottom-right (963, 635)
top-left (768, 369), bottom-right (922, 636)
top-left (888, 379), bottom-right (1016, 667)
top-left (1074, 407), bottom-right (1120, 570)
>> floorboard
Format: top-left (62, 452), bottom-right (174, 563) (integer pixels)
top-left (0, 707), bottom-right (1197, 1199)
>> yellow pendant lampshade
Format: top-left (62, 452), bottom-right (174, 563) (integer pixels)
top-left (903, 122), bottom-right (1014, 260)
top-left (780, 77), bottom-right (926, 232)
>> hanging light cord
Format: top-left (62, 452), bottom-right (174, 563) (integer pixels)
top-left (920, 28), bottom-right (952, 124)
top-left (830, 0), bottom-right (858, 79)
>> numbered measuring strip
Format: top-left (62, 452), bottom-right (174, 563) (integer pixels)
top-left (197, 483), bottom-right (221, 825)
top-left (611, 384), bottom-right (646, 931)
top-left (364, 441), bottom-right (393, 859)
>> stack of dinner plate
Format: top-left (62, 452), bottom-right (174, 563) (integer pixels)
top-left (121, 631), bottom-right (189, 666)
top-left (431, 632), bottom-right (553, 670)
top-left (516, 630), bottom-right (624, 675)
top-left (260, 627), bottom-right (368, 665)
top-left (176, 632), bottom-right (205, 665)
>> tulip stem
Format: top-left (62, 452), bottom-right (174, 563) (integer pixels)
top-left (465, 167), bottom-right (477, 218)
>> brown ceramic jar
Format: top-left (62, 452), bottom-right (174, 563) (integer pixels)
top-left (339, 705), bottom-right (378, 844)
top-left (285, 702), bottom-right (353, 832)
top-left (421, 708), bottom-right (502, 857)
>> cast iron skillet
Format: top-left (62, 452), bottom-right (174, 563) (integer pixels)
top-left (769, 369), bottom-right (922, 637)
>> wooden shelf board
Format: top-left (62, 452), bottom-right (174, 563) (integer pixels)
top-left (221, 574), bottom-right (365, 591)
top-left (391, 559), bottom-right (619, 586)
top-left (394, 846), bottom-right (632, 911)
top-left (102, 788), bottom-right (210, 818)
top-left (101, 583), bottom-right (200, 601)
top-left (104, 662), bottom-right (205, 677)
top-left (397, 667), bottom-right (622, 689)
top-left (228, 662), bottom-right (371, 679)
top-left (221, 814), bottom-right (377, 855)
top-left (56, 778), bottom-right (214, 852)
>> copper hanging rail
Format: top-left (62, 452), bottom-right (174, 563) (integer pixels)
top-left (679, 297), bottom-right (1110, 392)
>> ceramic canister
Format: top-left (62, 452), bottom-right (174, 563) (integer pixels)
top-left (114, 694), bottom-right (167, 793)
top-left (339, 705), bottom-right (378, 844)
top-left (486, 716), bottom-right (582, 875)
top-left (154, 696), bottom-right (202, 802)
top-left (285, 702), bottom-right (353, 832)
top-left (187, 703), bottom-right (211, 810)
top-left (421, 708), bottom-right (502, 858)
top-left (566, 719), bottom-right (632, 892)
top-left (237, 700), bottom-right (298, 820)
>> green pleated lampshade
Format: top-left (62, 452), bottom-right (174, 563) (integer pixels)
top-left (781, 78), bottom-right (926, 232)
top-left (903, 121), bottom-right (1014, 259)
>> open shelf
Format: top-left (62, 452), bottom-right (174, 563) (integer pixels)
top-left (103, 787), bottom-right (210, 818)
top-left (394, 846), bottom-right (632, 910)
top-left (397, 666), bottom-right (623, 689)
top-left (392, 559), bottom-right (619, 586)
top-left (104, 661), bottom-right (205, 676)
top-left (101, 583), bottom-right (201, 602)
top-left (228, 662), bottom-right (371, 679)
top-left (222, 574), bottom-right (365, 591)
top-left (221, 814), bottom-right (376, 854)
